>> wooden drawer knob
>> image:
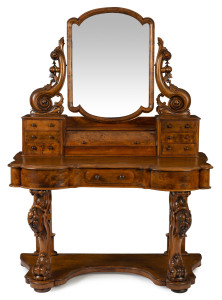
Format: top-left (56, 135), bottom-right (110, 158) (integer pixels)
top-left (31, 146), bottom-right (37, 150)
top-left (48, 146), bottom-right (54, 150)
top-left (31, 135), bottom-right (37, 139)
top-left (94, 174), bottom-right (100, 180)
top-left (167, 124), bottom-right (172, 128)
top-left (184, 147), bottom-right (189, 151)
top-left (49, 123), bottom-right (55, 127)
top-left (167, 146), bottom-right (172, 151)
top-left (185, 124), bottom-right (190, 128)
top-left (119, 175), bottom-right (125, 180)
top-left (31, 123), bottom-right (37, 127)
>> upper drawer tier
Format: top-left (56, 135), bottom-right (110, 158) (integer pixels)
top-left (25, 142), bottom-right (60, 155)
top-left (25, 131), bottom-right (60, 142)
top-left (161, 120), bottom-right (196, 132)
top-left (156, 116), bottom-right (199, 157)
top-left (161, 143), bottom-right (198, 156)
top-left (161, 132), bottom-right (196, 144)
top-left (24, 119), bottom-right (61, 131)
top-left (22, 115), bottom-right (66, 156)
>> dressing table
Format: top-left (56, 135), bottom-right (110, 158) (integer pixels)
top-left (8, 7), bottom-right (212, 293)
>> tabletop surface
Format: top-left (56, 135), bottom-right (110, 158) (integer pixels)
top-left (9, 152), bottom-right (212, 172)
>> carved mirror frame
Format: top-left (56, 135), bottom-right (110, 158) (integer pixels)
top-left (29, 7), bottom-right (191, 118)
top-left (67, 7), bottom-right (155, 122)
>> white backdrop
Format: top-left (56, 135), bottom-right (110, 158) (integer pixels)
top-left (0, 0), bottom-right (221, 299)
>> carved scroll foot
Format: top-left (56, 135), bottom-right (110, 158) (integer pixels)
top-left (28, 190), bottom-right (52, 281)
top-left (166, 192), bottom-right (192, 290)
top-left (33, 253), bottom-right (51, 281)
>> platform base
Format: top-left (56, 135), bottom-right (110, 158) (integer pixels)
top-left (20, 253), bottom-right (201, 292)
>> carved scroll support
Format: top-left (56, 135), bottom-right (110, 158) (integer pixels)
top-left (30, 38), bottom-right (66, 115)
top-left (167, 192), bottom-right (192, 290)
top-left (34, 196), bottom-right (57, 256)
top-left (28, 190), bottom-right (52, 281)
top-left (155, 38), bottom-right (191, 116)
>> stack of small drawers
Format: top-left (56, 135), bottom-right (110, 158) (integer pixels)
top-left (156, 116), bottom-right (199, 157)
top-left (22, 115), bottom-right (65, 156)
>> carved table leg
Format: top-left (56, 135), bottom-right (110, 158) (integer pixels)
top-left (27, 190), bottom-right (52, 291)
top-left (34, 191), bottom-right (57, 256)
top-left (166, 191), bottom-right (192, 292)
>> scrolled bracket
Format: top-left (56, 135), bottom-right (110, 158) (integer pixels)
top-left (155, 38), bottom-right (191, 116)
top-left (30, 37), bottom-right (66, 115)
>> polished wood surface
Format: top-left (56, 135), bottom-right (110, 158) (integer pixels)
top-left (156, 115), bottom-right (199, 157)
top-left (9, 152), bottom-right (211, 190)
top-left (10, 151), bottom-right (210, 171)
top-left (8, 7), bottom-right (212, 294)
top-left (22, 115), bottom-right (65, 156)
top-left (21, 253), bottom-right (201, 293)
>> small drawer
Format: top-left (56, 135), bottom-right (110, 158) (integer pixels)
top-left (161, 144), bottom-right (198, 156)
top-left (42, 143), bottom-right (60, 155)
top-left (25, 143), bottom-right (60, 155)
top-left (161, 133), bottom-right (196, 144)
top-left (85, 169), bottom-right (135, 184)
top-left (25, 131), bottom-right (60, 142)
top-left (161, 120), bottom-right (196, 132)
top-left (25, 143), bottom-right (43, 155)
top-left (24, 120), bottom-right (60, 131)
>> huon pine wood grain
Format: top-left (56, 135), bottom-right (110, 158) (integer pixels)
top-left (8, 7), bottom-right (212, 294)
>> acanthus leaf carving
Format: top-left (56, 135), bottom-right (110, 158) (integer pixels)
top-left (30, 37), bottom-right (66, 115)
top-left (170, 191), bottom-right (192, 238)
top-left (32, 253), bottom-right (51, 281)
top-left (167, 253), bottom-right (186, 282)
top-left (155, 38), bottom-right (191, 116)
top-left (167, 192), bottom-right (191, 283)
top-left (28, 190), bottom-right (48, 235)
top-left (170, 192), bottom-right (192, 238)
top-left (28, 190), bottom-right (52, 281)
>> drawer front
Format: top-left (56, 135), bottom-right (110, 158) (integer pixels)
top-left (85, 169), bottom-right (135, 184)
top-left (161, 144), bottom-right (198, 156)
top-left (151, 170), bottom-right (199, 190)
top-left (25, 131), bottom-right (60, 142)
top-left (25, 143), bottom-right (60, 155)
top-left (65, 130), bottom-right (156, 146)
top-left (161, 133), bottom-right (196, 144)
top-left (161, 120), bottom-right (196, 132)
top-left (24, 120), bottom-right (60, 131)
top-left (64, 146), bottom-right (156, 156)
top-left (42, 143), bottom-right (60, 155)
